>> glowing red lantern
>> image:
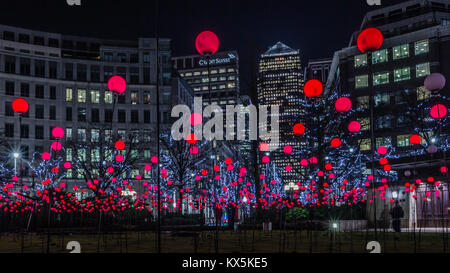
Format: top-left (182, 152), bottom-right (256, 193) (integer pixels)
top-left (262, 156), bottom-right (270, 164)
top-left (304, 79), bottom-right (323, 98)
top-left (377, 146), bottom-right (387, 155)
top-left (189, 146), bottom-right (199, 155)
top-left (379, 158), bottom-right (388, 165)
top-left (293, 123), bottom-right (305, 135)
top-left (441, 166), bottom-right (448, 173)
top-left (108, 75), bottom-right (126, 94)
top-left (357, 28), bottom-right (383, 53)
top-left (115, 154), bottom-right (124, 162)
top-left (335, 97), bottom-right (352, 112)
top-left (151, 156), bottom-right (158, 164)
top-left (41, 152), bottom-right (51, 161)
top-left (260, 142), bottom-right (269, 151)
top-left (51, 141), bottom-right (62, 151)
top-left (115, 140), bottom-right (125, 150)
top-left (283, 145), bottom-right (293, 154)
top-left (12, 98), bottom-right (29, 114)
top-left (384, 164), bottom-right (391, 172)
top-left (331, 138), bottom-right (342, 148)
top-left (430, 104), bottom-right (447, 119)
top-left (52, 127), bottom-right (64, 139)
top-left (409, 134), bottom-right (421, 145)
top-left (64, 162), bottom-right (72, 169)
top-left (195, 31), bottom-right (219, 55)
top-left (348, 121), bottom-right (361, 133)
top-left (225, 158), bottom-right (233, 165)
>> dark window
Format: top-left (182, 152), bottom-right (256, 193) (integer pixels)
top-left (5, 81), bottom-right (15, 95)
top-left (130, 68), bottom-right (139, 83)
top-left (5, 123), bottom-right (14, 137)
top-left (35, 105), bottom-right (44, 119)
top-left (4, 55), bottom-right (16, 73)
top-left (20, 58), bottom-right (30, 75)
top-left (118, 94), bottom-right (126, 104)
top-left (130, 54), bottom-right (139, 63)
top-left (144, 110), bottom-right (151, 123)
top-left (77, 64), bottom-right (87, 81)
top-left (50, 86), bottom-right (56, 99)
top-left (48, 38), bottom-right (59, 48)
top-left (62, 40), bottom-right (73, 49)
top-left (143, 68), bottom-right (150, 84)
top-left (105, 109), bottom-right (113, 122)
top-left (66, 107), bottom-right (72, 121)
top-left (3, 31), bottom-right (15, 41)
top-left (35, 60), bottom-right (45, 77)
top-left (91, 108), bottom-right (100, 123)
top-left (35, 126), bottom-right (44, 139)
top-left (90, 65), bottom-right (100, 82)
top-left (35, 85), bottom-right (44, 98)
top-left (20, 83), bottom-right (29, 97)
top-left (49, 62), bottom-right (57, 78)
top-left (34, 36), bottom-right (44, 45)
top-left (49, 106), bottom-right (56, 120)
top-left (118, 53), bottom-right (127, 63)
top-left (104, 66), bottom-right (113, 80)
top-left (20, 124), bottom-right (29, 138)
top-left (78, 108), bottom-right (86, 122)
top-left (118, 110), bottom-right (126, 123)
top-left (131, 110), bottom-right (139, 123)
top-left (5, 102), bottom-right (14, 116)
top-left (65, 63), bottom-right (73, 80)
top-left (104, 52), bottom-right (113, 62)
top-left (21, 145), bottom-right (30, 160)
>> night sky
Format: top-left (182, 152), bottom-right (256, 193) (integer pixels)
top-left (1, 0), bottom-right (406, 90)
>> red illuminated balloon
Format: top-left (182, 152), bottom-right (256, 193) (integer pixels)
top-left (409, 134), bottom-right (421, 145)
top-left (335, 97), bottom-right (352, 112)
top-left (225, 158), bottom-right (233, 165)
top-left (115, 140), bottom-right (125, 150)
top-left (293, 123), bottom-right (305, 135)
top-left (348, 121), bottom-right (361, 133)
top-left (108, 75), bottom-right (126, 94)
top-left (51, 141), bottom-right (62, 151)
top-left (304, 79), bottom-right (323, 98)
top-left (196, 31), bottom-right (219, 55)
top-left (430, 104), bottom-right (447, 119)
top-left (377, 146), bottom-right (387, 155)
top-left (331, 138), bottom-right (342, 148)
top-left (357, 28), bottom-right (383, 53)
top-left (41, 152), bottom-right (51, 161)
top-left (52, 127), bottom-right (64, 139)
top-left (12, 98), bottom-right (29, 113)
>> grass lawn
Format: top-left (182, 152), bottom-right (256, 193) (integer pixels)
top-left (0, 230), bottom-right (448, 253)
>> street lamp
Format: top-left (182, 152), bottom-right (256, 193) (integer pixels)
top-left (12, 152), bottom-right (20, 176)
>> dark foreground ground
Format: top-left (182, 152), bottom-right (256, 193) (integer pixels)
top-left (0, 229), bottom-right (448, 253)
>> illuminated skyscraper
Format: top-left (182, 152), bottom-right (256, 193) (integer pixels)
top-left (257, 42), bottom-right (304, 190)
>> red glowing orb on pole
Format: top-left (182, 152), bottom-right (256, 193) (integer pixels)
top-left (357, 28), bottom-right (383, 53)
top-left (410, 134), bottom-right (422, 145)
top-left (195, 31), bottom-right (219, 55)
top-left (12, 98), bottom-right (29, 114)
top-left (335, 97), bottom-right (352, 112)
top-left (52, 127), bottom-right (65, 139)
top-left (430, 104), bottom-right (447, 119)
top-left (304, 79), bottom-right (323, 98)
top-left (108, 75), bottom-right (127, 94)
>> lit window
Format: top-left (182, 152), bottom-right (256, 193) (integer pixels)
top-left (90, 90), bottom-right (100, 103)
top-left (393, 44), bottom-right (409, 60)
top-left (66, 88), bottom-right (73, 102)
top-left (397, 135), bottom-right (412, 147)
top-left (376, 137), bottom-right (391, 147)
top-left (414, 40), bottom-right (429, 55)
top-left (360, 139), bottom-right (371, 151)
top-left (227, 82), bottom-right (236, 89)
top-left (91, 129), bottom-right (99, 142)
top-left (356, 96), bottom-right (369, 109)
top-left (417, 86), bottom-right (431, 101)
top-left (416, 62), bottom-right (430, 78)
top-left (372, 49), bottom-right (388, 64)
top-left (91, 149), bottom-right (100, 162)
top-left (354, 54), bottom-right (367, 67)
top-left (66, 128), bottom-right (72, 141)
top-left (394, 67), bottom-right (410, 82)
top-left (357, 118), bottom-right (370, 131)
top-left (77, 89), bottom-right (86, 103)
top-left (78, 149), bottom-right (87, 162)
top-left (131, 91), bottom-right (139, 104)
top-left (373, 72), bottom-right (389, 85)
top-left (66, 148), bottom-right (72, 161)
top-left (77, 128), bottom-right (86, 142)
top-left (104, 91), bottom-right (113, 104)
top-left (355, 75), bottom-right (368, 88)
top-left (143, 91), bottom-right (151, 104)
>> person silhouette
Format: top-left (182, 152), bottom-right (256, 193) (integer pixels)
top-left (390, 200), bottom-right (404, 240)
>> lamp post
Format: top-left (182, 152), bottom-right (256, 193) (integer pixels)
top-left (357, 27), bottom-right (383, 239)
top-left (12, 98), bottom-right (29, 178)
top-left (196, 30), bottom-right (220, 253)
top-left (13, 152), bottom-right (20, 176)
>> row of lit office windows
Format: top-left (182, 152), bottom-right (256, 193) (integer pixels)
top-left (355, 62), bottom-right (430, 88)
top-left (181, 68), bottom-right (235, 77)
top-left (354, 39), bottom-right (429, 67)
